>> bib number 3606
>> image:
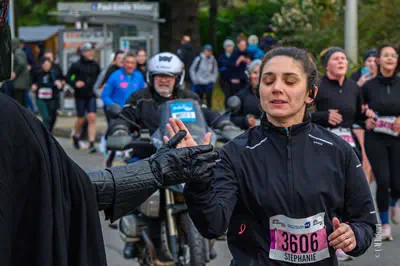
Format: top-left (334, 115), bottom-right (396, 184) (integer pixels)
top-left (281, 232), bottom-right (319, 253)
top-left (269, 213), bottom-right (330, 264)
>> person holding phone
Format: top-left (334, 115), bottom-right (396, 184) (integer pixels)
top-left (350, 49), bottom-right (378, 87)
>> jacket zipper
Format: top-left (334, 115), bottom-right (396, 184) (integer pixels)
top-left (286, 127), bottom-right (294, 215)
top-left (387, 85), bottom-right (391, 94)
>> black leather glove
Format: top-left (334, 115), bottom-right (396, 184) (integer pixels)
top-left (87, 130), bottom-right (218, 222)
top-left (149, 131), bottom-right (219, 187)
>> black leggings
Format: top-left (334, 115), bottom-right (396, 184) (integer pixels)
top-left (365, 132), bottom-right (400, 212)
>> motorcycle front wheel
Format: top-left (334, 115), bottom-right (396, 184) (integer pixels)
top-left (180, 213), bottom-right (207, 266)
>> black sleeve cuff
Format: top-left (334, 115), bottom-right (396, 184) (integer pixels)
top-left (105, 159), bottom-right (161, 222)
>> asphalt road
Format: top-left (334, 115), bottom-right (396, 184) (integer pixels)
top-left (57, 137), bottom-right (400, 266)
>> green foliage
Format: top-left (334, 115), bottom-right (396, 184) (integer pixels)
top-left (272, 0), bottom-right (345, 66)
top-left (15, 0), bottom-right (81, 27)
top-left (200, 1), bottom-right (281, 55)
top-left (358, 0), bottom-right (400, 53)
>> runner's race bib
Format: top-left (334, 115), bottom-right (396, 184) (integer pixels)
top-left (269, 213), bottom-right (330, 264)
top-left (170, 102), bottom-right (196, 123)
top-left (38, 87), bottom-right (53, 100)
top-left (328, 127), bottom-right (356, 147)
top-left (374, 116), bottom-right (399, 137)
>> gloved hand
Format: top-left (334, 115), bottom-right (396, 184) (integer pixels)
top-left (149, 130), bottom-right (218, 186)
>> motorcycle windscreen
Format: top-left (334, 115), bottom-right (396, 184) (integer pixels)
top-left (157, 99), bottom-right (209, 145)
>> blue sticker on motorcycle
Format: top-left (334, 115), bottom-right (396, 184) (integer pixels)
top-left (170, 102), bottom-right (196, 122)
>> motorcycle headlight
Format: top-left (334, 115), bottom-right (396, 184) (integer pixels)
top-left (138, 190), bottom-right (160, 218)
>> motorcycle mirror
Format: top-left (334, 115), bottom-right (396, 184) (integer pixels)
top-left (226, 96), bottom-right (241, 114)
top-left (107, 104), bottom-right (122, 119)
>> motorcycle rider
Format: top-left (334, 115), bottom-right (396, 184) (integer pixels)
top-left (108, 52), bottom-right (233, 259)
top-left (109, 52), bottom-right (236, 137)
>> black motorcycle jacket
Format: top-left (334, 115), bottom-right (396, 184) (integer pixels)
top-left (184, 114), bottom-right (377, 265)
top-left (109, 87), bottom-right (232, 135)
top-left (88, 141), bottom-right (217, 223)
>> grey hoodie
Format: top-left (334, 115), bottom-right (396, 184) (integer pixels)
top-left (189, 53), bottom-right (218, 85)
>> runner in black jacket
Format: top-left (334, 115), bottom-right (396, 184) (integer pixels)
top-left (178, 47), bottom-right (377, 265)
top-left (361, 44), bottom-right (400, 241)
top-left (66, 43), bottom-right (101, 153)
top-left (312, 48), bottom-right (369, 165)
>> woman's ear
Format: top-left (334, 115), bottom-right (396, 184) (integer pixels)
top-left (306, 86), bottom-right (318, 104)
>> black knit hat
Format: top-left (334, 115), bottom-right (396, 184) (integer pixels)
top-left (363, 49), bottom-right (376, 62)
top-left (320, 47), bottom-right (346, 68)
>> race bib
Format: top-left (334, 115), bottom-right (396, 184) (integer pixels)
top-left (38, 87), bottom-right (53, 100)
top-left (269, 213), bottom-right (330, 264)
top-left (329, 128), bottom-right (356, 147)
top-left (374, 116), bottom-right (399, 137)
top-left (170, 102), bottom-right (196, 123)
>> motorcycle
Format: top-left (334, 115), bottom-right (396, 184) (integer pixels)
top-left (106, 97), bottom-right (242, 266)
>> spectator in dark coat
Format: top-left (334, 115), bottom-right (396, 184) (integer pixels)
top-left (226, 38), bottom-right (253, 95)
top-left (217, 39), bottom-right (235, 104)
top-left (177, 35), bottom-right (196, 84)
top-left (231, 59), bottom-right (262, 129)
top-left (259, 25), bottom-right (278, 53)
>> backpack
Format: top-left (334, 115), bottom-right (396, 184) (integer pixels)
top-left (194, 56), bottom-right (216, 74)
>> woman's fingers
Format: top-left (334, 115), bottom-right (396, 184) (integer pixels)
top-left (176, 119), bottom-right (192, 138)
top-left (203, 132), bottom-right (212, 145)
top-left (168, 118), bottom-right (181, 134)
top-left (166, 123), bottom-right (176, 138)
top-left (163, 136), bottom-right (169, 143)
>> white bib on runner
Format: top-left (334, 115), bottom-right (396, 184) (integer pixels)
top-left (38, 87), bottom-right (53, 100)
top-left (328, 128), bottom-right (356, 148)
top-left (373, 116), bottom-right (399, 137)
top-left (269, 212), bottom-right (330, 264)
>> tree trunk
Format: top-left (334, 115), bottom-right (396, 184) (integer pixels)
top-left (208, 0), bottom-right (218, 49)
top-left (159, 0), bottom-right (201, 53)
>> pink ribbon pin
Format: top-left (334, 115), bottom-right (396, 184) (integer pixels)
top-left (238, 224), bottom-right (247, 235)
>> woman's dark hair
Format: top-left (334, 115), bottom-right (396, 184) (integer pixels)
top-left (113, 50), bottom-right (124, 61)
top-left (376, 44), bottom-right (399, 72)
top-left (136, 48), bottom-right (147, 55)
top-left (376, 44), bottom-right (398, 58)
top-left (258, 47), bottom-right (320, 99)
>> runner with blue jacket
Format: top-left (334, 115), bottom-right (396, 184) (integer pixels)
top-left (101, 52), bottom-right (145, 108)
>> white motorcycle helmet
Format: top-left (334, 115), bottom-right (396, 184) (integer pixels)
top-left (146, 52), bottom-right (185, 95)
